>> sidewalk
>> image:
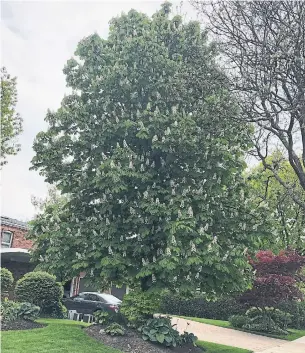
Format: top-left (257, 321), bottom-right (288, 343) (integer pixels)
top-left (168, 316), bottom-right (287, 352)
top-left (255, 336), bottom-right (305, 353)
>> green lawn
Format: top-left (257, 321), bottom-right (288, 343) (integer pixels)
top-left (197, 341), bottom-right (252, 353)
top-left (1, 318), bottom-right (255, 353)
top-left (1, 319), bottom-right (121, 353)
top-left (180, 316), bottom-right (305, 341)
top-left (180, 316), bottom-right (231, 328)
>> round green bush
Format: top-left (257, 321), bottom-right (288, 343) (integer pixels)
top-left (15, 271), bottom-right (65, 317)
top-left (0, 267), bottom-right (14, 293)
top-left (229, 314), bottom-right (249, 328)
top-left (120, 290), bottom-right (162, 327)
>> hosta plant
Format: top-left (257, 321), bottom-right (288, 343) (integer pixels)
top-left (180, 331), bottom-right (198, 346)
top-left (0, 300), bottom-right (40, 322)
top-left (94, 310), bottom-right (109, 325)
top-left (139, 317), bottom-right (181, 347)
top-left (104, 323), bottom-right (126, 336)
top-left (17, 302), bottom-right (40, 321)
top-left (0, 299), bottom-right (19, 322)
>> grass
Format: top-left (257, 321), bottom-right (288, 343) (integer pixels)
top-left (179, 316), bottom-right (231, 328)
top-left (36, 318), bottom-right (92, 326)
top-left (197, 341), bottom-right (252, 353)
top-left (6, 317), bottom-right (304, 353)
top-left (179, 316), bottom-right (305, 341)
top-left (1, 318), bottom-right (121, 353)
top-left (1, 317), bottom-right (255, 353)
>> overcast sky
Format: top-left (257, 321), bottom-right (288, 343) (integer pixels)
top-left (1, 0), bottom-right (199, 221)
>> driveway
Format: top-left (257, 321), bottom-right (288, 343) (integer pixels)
top-left (169, 316), bottom-right (286, 352)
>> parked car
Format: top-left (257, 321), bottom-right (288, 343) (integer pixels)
top-left (63, 292), bottom-right (122, 315)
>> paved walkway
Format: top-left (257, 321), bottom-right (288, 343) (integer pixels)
top-left (256, 336), bottom-right (305, 353)
top-left (168, 316), bottom-right (286, 352)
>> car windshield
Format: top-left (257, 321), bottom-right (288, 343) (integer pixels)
top-left (98, 293), bottom-right (122, 304)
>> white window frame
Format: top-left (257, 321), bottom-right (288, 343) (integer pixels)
top-left (1, 230), bottom-right (13, 248)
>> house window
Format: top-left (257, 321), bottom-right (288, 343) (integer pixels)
top-left (1, 231), bottom-right (13, 248)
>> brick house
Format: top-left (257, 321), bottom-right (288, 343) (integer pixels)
top-left (1, 216), bottom-right (35, 283)
top-left (1, 216), bottom-right (127, 299)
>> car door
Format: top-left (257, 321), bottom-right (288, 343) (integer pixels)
top-left (71, 293), bottom-right (88, 313)
top-left (86, 294), bottom-right (104, 314)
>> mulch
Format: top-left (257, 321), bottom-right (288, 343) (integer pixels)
top-left (1, 319), bottom-right (46, 331)
top-left (85, 324), bottom-right (204, 353)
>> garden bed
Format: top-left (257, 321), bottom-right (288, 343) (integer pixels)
top-left (1, 319), bottom-right (45, 331)
top-left (86, 324), bottom-right (203, 353)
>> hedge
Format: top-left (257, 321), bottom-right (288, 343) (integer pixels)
top-left (160, 295), bottom-right (305, 329)
top-left (160, 295), bottom-right (247, 320)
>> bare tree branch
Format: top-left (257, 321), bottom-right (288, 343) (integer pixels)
top-left (191, 0), bottom-right (305, 210)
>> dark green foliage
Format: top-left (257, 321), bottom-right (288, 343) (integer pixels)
top-left (230, 307), bottom-right (292, 335)
top-left (161, 293), bottom-right (305, 331)
top-left (161, 294), bottom-right (247, 320)
top-left (228, 315), bottom-right (250, 328)
top-left (94, 310), bottom-right (109, 324)
top-left (0, 299), bottom-right (19, 322)
top-left (94, 308), bottom-right (126, 326)
top-left (0, 267), bottom-right (14, 293)
top-left (277, 301), bottom-right (305, 329)
top-left (15, 271), bottom-right (65, 318)
top-left (0, 300), bottom-right (40, 322)
top-left (180, 331), bottom-right (198, 346)
top-left (120, 290), bottom-right (161, 327)
top-left (139, 317), bottom-right (181, 347)
top-left (41, 300), bottom-right (67, 319)
top-left (17, 302), bottom-right (40, 321)
top-left (31, 2), bottom-right (259, 296)
top-left (104, 323), bottom-right (126, 336)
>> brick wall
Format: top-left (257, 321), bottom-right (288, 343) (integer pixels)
top-left (1, 225), bottom-right (33, 249)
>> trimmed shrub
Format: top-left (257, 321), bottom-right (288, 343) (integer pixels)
top-left (161, 294), bottom-right (305, 330)
top-left (229, 314), bottom-right (250, 328)
top-left (0, 267), bottom-right (14, 293)
top-left (40, 299), bottom-right (67, 319)
top-left (160, 294), bottom-right (247, 320)
top-left (120, 290), bottom-right (161, 327)
top-left (15, 271), bottom-right (66, 318)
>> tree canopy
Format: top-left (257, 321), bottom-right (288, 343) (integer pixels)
top-left (1, 67), bottom-right (23, 165)
top-left (31, 3), bottom-right (264, 295)
top-left (192, 1), bottom-right (305, 212)
top-left (248, 152), bottom-right (305, 252)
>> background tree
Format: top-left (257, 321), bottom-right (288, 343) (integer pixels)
top-left (31, 3), bottom-right (264, 296)
top-left (240, 250), bottom-right (305, 307)
top-left (191, 1), bottom-right (305, 211)
top-left (1, 67), bottom-right (23, 165)
top-left (29, 186), bottom-right (72, 283)
top-left (248, 152), bottom-right (305, 251)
